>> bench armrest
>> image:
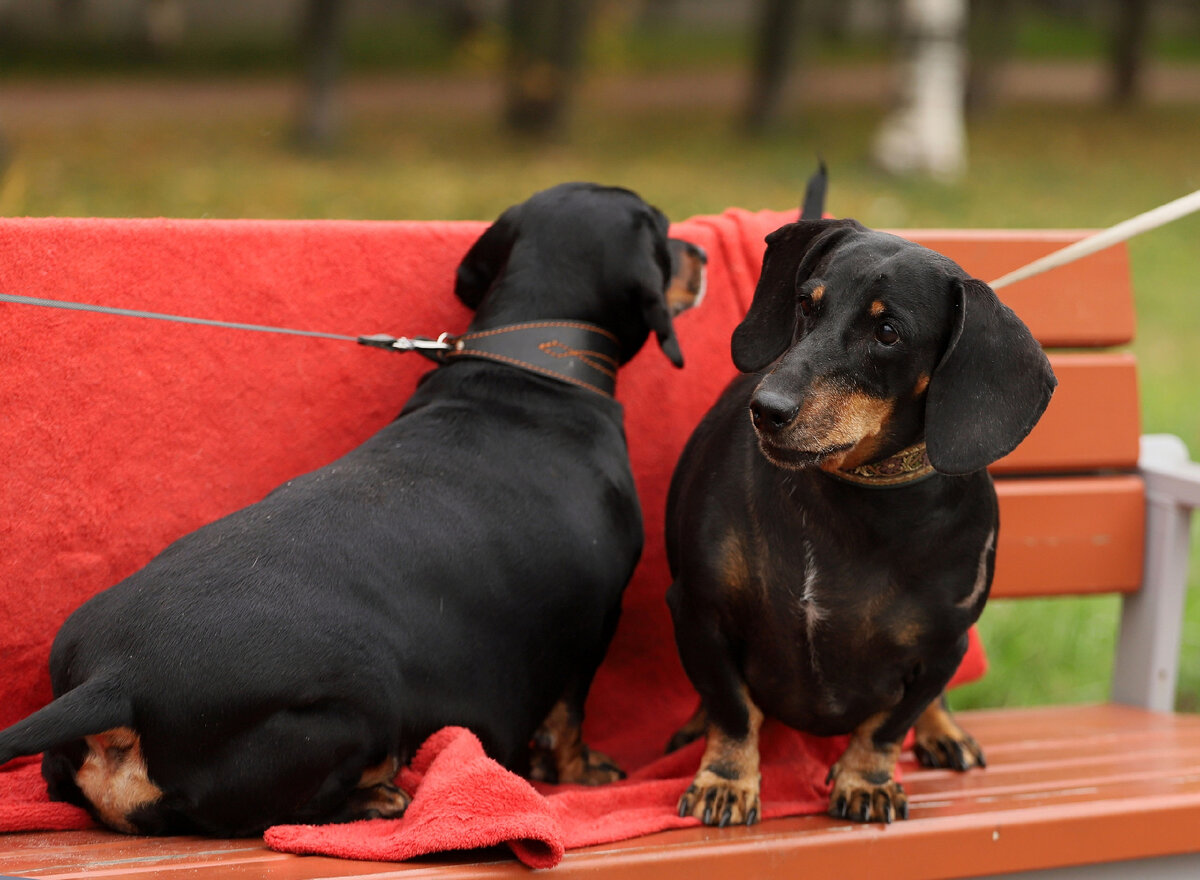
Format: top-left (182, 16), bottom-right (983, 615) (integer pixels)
top-left (1112, 435), bottom-right (1200, 710)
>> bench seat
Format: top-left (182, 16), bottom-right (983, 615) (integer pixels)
top-left (5, 705), bottom-right (1200, 879)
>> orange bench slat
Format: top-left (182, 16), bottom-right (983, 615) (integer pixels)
top-left (903, 231), bottom-right (1135, 348)
top-left (991, 475), bottom-right (1145, 598)
top-left (990, 352), bottom-right (1141, 474)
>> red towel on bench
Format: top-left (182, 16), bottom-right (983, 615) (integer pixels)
top-left (0, 209), bottom-right (986, 866)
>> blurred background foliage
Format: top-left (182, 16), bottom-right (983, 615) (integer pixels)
top-left (0, 0), bottom-right (1197, 711)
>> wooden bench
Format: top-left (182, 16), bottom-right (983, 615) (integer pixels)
top-left (1, 215), bottom-right (1197, 879)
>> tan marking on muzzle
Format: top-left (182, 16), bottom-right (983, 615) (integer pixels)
top-left (780, 382), bottom-right (893, 470)
top-left (74, 728), bottom-right (163, 834)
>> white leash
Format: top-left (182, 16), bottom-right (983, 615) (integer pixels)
top-left (990, 188), bottom-right (1200, 290)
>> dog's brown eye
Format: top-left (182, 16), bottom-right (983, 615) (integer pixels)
top-left (875, 322), bottom-right (900, 346)
top-left (798, 293), bottom-right (813, 317)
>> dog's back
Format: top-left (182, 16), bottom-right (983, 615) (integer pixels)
top-left (0, 182), bottom-right (698, 835)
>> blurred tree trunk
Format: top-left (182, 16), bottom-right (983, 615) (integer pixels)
top-left (296, 0), bottom-right (348, 150)
top-left (872, 0), bottom-right (967, 181)
top-left (1110, 0), bottom-right (1150, 105)
top-left (744, 0), bottom-right (802, 131)
top-left (966, 0), bottom-right (1016, 114)
top-left (504, 0), bottom-right (592, 136)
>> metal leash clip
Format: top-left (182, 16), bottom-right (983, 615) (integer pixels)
top-left (357, 332), bottom-right (458, 361)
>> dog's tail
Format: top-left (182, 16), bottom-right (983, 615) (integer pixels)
top-left (0, 677), bottom-right (131, 766)
top-left (801, 159), bottom-right (828, 220)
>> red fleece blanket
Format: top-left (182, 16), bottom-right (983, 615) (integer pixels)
top-left (0, 209), bottom-right (985, 866)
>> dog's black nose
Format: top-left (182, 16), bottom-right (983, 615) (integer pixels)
top-left (750, 391), bottom-right (799, 433)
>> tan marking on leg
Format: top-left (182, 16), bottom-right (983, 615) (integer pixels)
top-left (718, 532), bottom-right (751, 594)
top-left (343, 781), bottom-right (411, 820)
top-left (529, 699), bottom-right (623, 785)
top-left (73, 728), bottom-right (163, 834)
top-left (913, 697), bottom-right (986, 771)
top-left (890, 619), bottom-right (923, 648)
top-left (827, 713), bottom-right (907, 823)
top-left (666, 704), bottom-right (708, 753)
top-left (357, 755), bottom-right (400, 789)
top-left (678, 688), bottom-right (763, 826)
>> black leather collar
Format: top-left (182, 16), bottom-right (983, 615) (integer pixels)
top-left (443, 321), bottom-right (621, 397)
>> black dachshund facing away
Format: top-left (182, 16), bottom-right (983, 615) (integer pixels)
top-left (666, 215), bottom-right (1055, 825)
top-left (0, 183), bottom-right (704, 836)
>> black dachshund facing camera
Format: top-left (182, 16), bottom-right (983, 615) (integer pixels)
top-left (0, 183), bottom-right (704, 836)
top-left (666, 217), bottom-right (1055, 825)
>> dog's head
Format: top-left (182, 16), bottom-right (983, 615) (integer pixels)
top-left (732, 219), bottom-right (1056, 476)
top-left (454, 183), bottom-right (705, 368)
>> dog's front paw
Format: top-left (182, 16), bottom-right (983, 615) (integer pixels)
top-left (678, 767), bottom-right (761, 827)
top-left (826, 764), bottom-right (908, 824)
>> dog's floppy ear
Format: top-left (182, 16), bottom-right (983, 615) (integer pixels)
top-left (665, 238), bottom-right (707, 317)
top-left (628, 211), bottom-right (685, 368)
top-left (731, 219), bottom-right (860, 373)
top-left (642, 284), bottom-right (685, 368)
top-left (454, 204), bottom-right (523, 310)
top-left (926, 278), bottom-right (1057, 475)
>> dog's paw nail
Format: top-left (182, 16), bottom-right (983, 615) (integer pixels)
top-left (831, 795), bottom-right (847, 818)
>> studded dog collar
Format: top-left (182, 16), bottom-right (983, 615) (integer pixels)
top-left (829, 441), bottom-right (936, 488)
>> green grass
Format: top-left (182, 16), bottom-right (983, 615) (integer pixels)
top-left (2, 77), bottom-right (1199, 710)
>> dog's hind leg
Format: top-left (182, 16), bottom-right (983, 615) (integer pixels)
top-left (335, 755), bottom-right (410, 821)
top-left (528, 606), bottom-right (625, 786)
top-left (913, 692), bottom-right (986, 770)
top-left (529, 698), bottom-right (624, 785)
top-left (665, 703), bottom-right (707, 753)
